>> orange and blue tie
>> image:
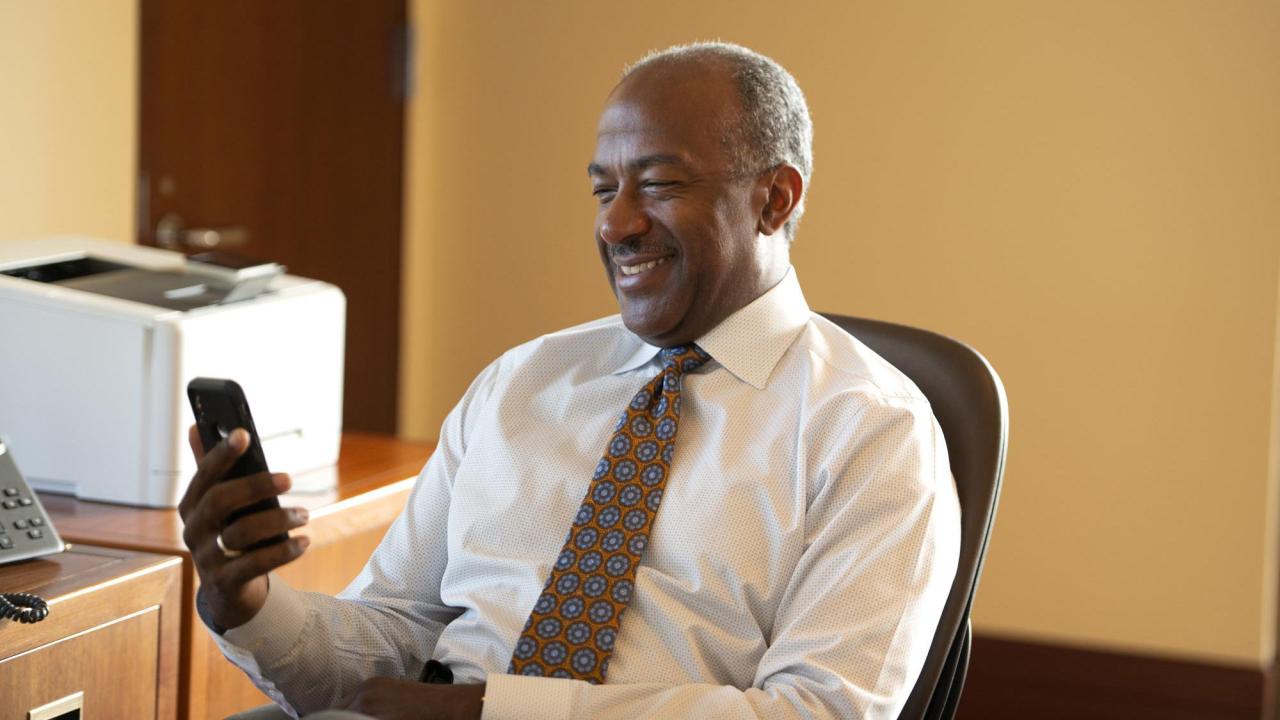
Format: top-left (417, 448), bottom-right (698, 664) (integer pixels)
top-left (508, 344), bottom-right (711, 683)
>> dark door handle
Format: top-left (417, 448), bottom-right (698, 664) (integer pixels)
top-left (156, 213), bottom-right (250, 250)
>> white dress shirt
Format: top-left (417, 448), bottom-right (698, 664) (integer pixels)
top-left (212, 268), bottom-right (960, 719)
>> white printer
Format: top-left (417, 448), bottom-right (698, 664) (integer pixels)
top-left (0, 237), bottom-right (345, 507)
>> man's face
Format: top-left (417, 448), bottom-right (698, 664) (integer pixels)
top-left (589, 63), bottom-right (785, 347)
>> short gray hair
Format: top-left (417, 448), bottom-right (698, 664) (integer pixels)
top-left (624, 42), bottom-right (814, 242)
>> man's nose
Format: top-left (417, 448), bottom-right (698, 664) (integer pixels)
top-left (598, 191), bottom-right (650, 245)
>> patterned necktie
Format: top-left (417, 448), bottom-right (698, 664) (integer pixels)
top-left (508, 344), bottom-right (711, 683)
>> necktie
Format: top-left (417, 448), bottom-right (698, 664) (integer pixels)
top-left (508, 344), bottom-right (711, 683)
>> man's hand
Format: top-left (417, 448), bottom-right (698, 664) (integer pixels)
top-left (179, 424), bottom-right (311, 631)
top-left (339, 678), bottom-right (486, 720)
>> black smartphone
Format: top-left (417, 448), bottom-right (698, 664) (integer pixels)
top-left (187, 377), bottom-right (288, 549)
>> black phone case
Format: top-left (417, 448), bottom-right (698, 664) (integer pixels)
top-left (187, 377), bottom-right (287, 550)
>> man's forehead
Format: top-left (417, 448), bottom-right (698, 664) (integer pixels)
top-left (601, 61), bottom-right (736, 124)
top-left (592, 65), bottom-right (738, 171)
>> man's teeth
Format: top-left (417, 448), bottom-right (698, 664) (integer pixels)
top-left (618, 257), bottom-right (668, 276)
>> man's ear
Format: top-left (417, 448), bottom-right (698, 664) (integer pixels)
top-left (757, 164), bottom-right (804, 237)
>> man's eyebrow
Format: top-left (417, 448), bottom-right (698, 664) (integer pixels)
top-left (587, 154), bottom-right (687, 177)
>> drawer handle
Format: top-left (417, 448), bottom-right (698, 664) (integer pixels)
top-left (28, 690), bottom-right (83, 720)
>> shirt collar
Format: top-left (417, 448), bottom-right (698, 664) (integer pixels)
top-left (612, 267), bottom-right (811, 390)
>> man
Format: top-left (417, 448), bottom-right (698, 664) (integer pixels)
top-left (181, 42), bottom-right (959, 719)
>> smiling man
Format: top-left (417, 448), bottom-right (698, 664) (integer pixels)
top-left (184, 42), bottom-right (959, 720)
top-left (589, 54), bottom-right (794, 348)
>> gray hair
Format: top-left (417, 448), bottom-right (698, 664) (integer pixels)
top-left (624, 42), bottom-right (814, 242)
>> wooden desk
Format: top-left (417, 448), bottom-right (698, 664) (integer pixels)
top-left (0, 545), bottom-right (182, 720)
top-left (40, 432), bottom-right (435, 720)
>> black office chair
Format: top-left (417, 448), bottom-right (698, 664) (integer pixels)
top-left (821, 314), bottom-right (1008, 720)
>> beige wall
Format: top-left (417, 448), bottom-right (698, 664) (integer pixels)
top-left (0, 0), bottom-right (1273, 674)
top-left (403, 1), bottom-right (1280, 666)
top-left (0, 0), bottom-right (137, 244)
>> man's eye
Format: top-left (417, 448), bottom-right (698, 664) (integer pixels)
top-left (592, 188), bottom-right (617, 203)
top-left (641, 180), bottom-right (682, 198)
top-left (642, 180), bottom-right (677, 190)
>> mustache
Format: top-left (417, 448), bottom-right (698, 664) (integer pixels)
top-left (608, 243), bottom-right (675, 262)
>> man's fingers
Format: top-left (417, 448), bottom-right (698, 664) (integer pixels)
top-left (183, 471), bottom-right (289, 546)
top-left (219, 506), bottom-right (309, 552)
top-left (191, 530), bottom-right (231, 571)
top-left (205, 472), bottom-right (290, 520)
top-left (179, 428), bottom-right (250, 519)
top-left (188, 424), bottom-right (206, 462)
top-left (215, 535), bottom-right (311, 588)
top-left (182, 471), bottom-right (283, 554)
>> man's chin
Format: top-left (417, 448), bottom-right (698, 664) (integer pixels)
top-left (620, 309), bottom-right (702, 348)
top-left (620, 309), bottom-right (675, 347)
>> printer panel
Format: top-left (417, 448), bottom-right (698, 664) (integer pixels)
top-left (0, 296), bottom-right (149, 501)
top-left (157, 284), bottom-right (345, 500)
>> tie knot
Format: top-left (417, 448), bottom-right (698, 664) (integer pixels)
top-left (660, 344), bottom-right (711, 373)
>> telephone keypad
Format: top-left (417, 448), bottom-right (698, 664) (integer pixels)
top-left (0, 443), bottom-right (64, 561)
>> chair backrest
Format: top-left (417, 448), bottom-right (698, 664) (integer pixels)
top-left (821, 314), bottom-right (1008, 720)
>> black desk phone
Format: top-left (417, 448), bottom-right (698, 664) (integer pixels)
top-left (0, 439), bottom-right (67, 623)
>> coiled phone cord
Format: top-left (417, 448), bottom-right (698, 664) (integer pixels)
top-left (0, 592), bottom-right (49, 623)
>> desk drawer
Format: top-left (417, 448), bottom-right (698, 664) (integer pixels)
top-left (0, 546), bottom-right (180, 719)
top-left (1, 607), bottom-right (160, 720)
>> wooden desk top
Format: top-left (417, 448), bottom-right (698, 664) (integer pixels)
top-left (39, 432), bottom-right (435, 555)
top-left (0, 545), bottom-right (183, 719)
top-left (0, 545), bottom-right (181, 656)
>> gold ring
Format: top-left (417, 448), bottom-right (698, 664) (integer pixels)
top-left (216, 534), bottom-right (243, 559)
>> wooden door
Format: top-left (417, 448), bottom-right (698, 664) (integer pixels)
top-left (138, 0), bottom-right (407, 434)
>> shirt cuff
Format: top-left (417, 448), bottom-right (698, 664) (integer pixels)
top-left (482, 673), bottom-right (582, 720)
top-left (219, 573), bottom-right (310, 665)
